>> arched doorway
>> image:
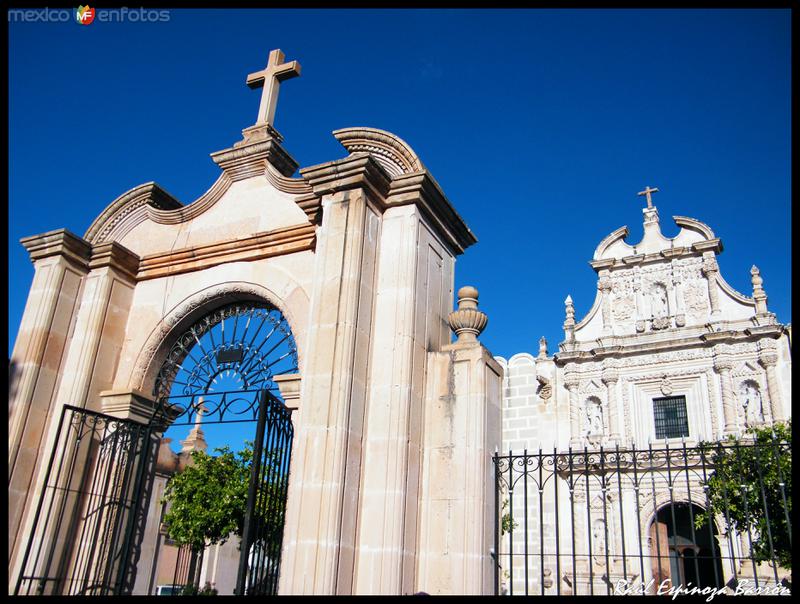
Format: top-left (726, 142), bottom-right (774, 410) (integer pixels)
top-left (150, 301), bottom-right (299, 595)
top-left (650, 503), bottom-right (724, 590)
top-left (13, 300), bottom-right (299, 596)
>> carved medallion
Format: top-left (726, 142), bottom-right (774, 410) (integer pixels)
top-left (684, 281), bottom-right (709, 316)
top-left (612, 294), bottom-right (636, 321)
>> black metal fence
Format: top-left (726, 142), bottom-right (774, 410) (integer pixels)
top-left (235, 391), bottom-right (294, 595)
top-left (14, 406), bottom-right (158, 595)
top-left (492, 437), bottom-right (791, 596)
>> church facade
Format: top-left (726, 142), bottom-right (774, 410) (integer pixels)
top-left (8, 49), bottom-right (791, 596)
top-left (496, 194), bottom-right (791, 594)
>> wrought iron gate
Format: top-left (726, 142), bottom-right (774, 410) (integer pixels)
top-left (151, 301), bottom-right (298, 595)
top-left (14, 405), bottom-right (158, 595)
top-left (15, 301), bottom-right (298, 596)
top-left (492, 437), bottom-right (791, 596)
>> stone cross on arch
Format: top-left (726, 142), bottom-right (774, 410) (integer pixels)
top-left (637, 185), bottom-right (659, 209)
top-left (246, 48), bottom-right (302, 128)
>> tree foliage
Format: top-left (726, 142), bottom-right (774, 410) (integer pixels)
top-left (161, 443), bottom-right (289, 557)
top-left (161, 445), bottom-right (252, 552)
top-left (696, 421), bottom-right (791, 570)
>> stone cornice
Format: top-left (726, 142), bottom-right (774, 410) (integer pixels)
top-left (211, 135), bottom-right (299, 180)
top-left (136, 222), bottom-right (316, 281)
top-left (295, 193), bottom-right (322, 225)
top-left (299, 153), bottom-right (392, 202)
top-left (21, 228), bottom-right (92, 269)
top-left (89, 241), bottom-right (141, 282)
top-left (332, 127), bottom-right (425, 178)
top-left (265, 163), bottom-right (313, 195)
top-left (146, 174), bottom-right (231, 226)
top-left (553, 325), bottom-right (784, 366)
top-left (745, 324), bottom-right (783, 338)
top-left (299, 155), bottom-right (476, 255)
top-left (99, 389), bottom-right (157, 425)
top-left (385, 171), bottom-right (477, 255)
top-left (589, 258), bottom-right (615, 271)
top-left (692, 239), bottom-right (724, 254)
top-left (84, 182), bottom-right (182, 244)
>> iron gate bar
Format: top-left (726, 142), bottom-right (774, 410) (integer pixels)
top-left (770, 435), bottom-right (792, 548)
top-left (236, 390), bottom-right (268, 595)
top-left (493, 451), bottom-right (499, 595)
top-left (15, 406), bottom-right (154, 595)
top-left (116, 424), bottom-right (157, 594)
top-left (493, 438), bottom-right (790, 596)
top-left (680, 443), bottom-right (703, 588)
top-left (698, 446), bottom-right (722, 589)
top-left (751, 442), bottom-right (779, 584)
top-left (14, 403), bottom-right (68, 595)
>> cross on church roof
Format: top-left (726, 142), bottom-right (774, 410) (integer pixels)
top-left (246, 49), bottom-right (301, 128)
top-left (637, 186), bottom-right (659, 209)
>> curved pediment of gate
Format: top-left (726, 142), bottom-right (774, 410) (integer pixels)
top-left (333, 127), bottom-right (425, 178)
top-left (83, 162), bottom-right (313, 261)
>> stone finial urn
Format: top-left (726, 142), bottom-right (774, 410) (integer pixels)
top-left (448, 285), bottom-right (488, 343)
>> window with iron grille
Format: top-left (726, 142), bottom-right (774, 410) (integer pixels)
top-left (653, 395), bottom-right (689, 439)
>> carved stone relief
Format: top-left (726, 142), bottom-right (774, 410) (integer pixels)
top-left (612, 295), bottom-right (636, 321)
top-left (683, 280), bottom-right (710, 317)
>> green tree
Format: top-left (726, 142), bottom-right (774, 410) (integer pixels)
top-left (161, 445), bottom-right (252, 552)
top-left (161, 442), bottom-right (290, 593)
top-left (696, 421), bottom-right (791, 570)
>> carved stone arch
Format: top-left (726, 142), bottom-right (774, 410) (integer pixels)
top-left (638, 486), bottom-right (724, 546)
top-left (129, 281), bottom-right (304, 395)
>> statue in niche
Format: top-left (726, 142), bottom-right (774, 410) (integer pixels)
top-left (739, 381), bottom-right (764, 427)
top-left (649, 282), bottom-right (671, 329)
top-left (584, 397), bottom-right (604, 437)
top-left (592, 518), bottom-right (607, 566)
top-left (650, 283), bottom-right (669, 318)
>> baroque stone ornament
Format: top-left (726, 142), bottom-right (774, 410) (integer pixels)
top-left (750, 265), bottom-right (769, 314)
top-left (612, 294), bottom-right (636, 321)
top-left (563, 295), bottom-right (576, 343)
top-left (660, 376), bottom-right (674, 396)
top-left (448, 285), bottom-right (487, 343)
top-left (537, 375), bottom-right (552, 401)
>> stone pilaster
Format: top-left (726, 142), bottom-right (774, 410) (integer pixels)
top-left (8, 229), bottom-right (90, 570)
top-left (712, 350), bottom-right (737, 435)
top-left (354, 201), bottom-right (455, 594)
top-left (279, 156), bottom-right (388, 595)
top-left (416, 288), bottom-right (500, 595)
top-left (598, 272), bottom-right (612, 334)
top-left (9, 240), bottom-right (139, 590)
top-left (601, 366), bottom-right (620, 444)
top-left (51, 241), bottom-right (139, 412)
top-left (564, 370), bottom-right (581, 448)
top-left (701, 253), bottom-right (721, 317)
top-left (758, 342), bottom-right (784, 422)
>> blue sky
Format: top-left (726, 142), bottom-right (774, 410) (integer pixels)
top-left (8, 9), bottom-right (791, 450)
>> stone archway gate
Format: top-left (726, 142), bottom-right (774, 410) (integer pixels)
top-left (9, 49), bottom-right (502, 595)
